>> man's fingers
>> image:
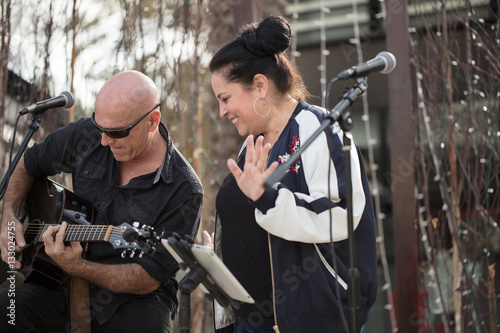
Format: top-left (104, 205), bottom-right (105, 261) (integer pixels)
top-left (70, 242), bottom-right (83, 256)
top-left (0, 245), bottom-right (9, 263)
top-left (42, 225), bottom-right (60, 247)
top-left (55, 222), bottom-right (68, 244)
top-left (15, 225), bottom-right (26, 248)
top-left (0, 219), bottom-right (25, 268)
top-left (1, 219), bottom-right (26, 250)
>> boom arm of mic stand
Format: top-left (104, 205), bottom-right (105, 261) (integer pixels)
top-left (263, 81), bottom-right (367, 190)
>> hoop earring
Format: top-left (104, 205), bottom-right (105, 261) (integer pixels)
top-left (253, 96), bottom-right (271, 118)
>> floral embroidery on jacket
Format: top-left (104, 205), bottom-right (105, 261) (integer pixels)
top-left (278, 135), bottom-right (301, 173)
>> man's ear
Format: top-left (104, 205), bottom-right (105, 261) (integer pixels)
top-left (149, 110), bottom-right (161, 131)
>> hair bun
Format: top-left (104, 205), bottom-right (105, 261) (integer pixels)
top-left (241, 15), bottom-right (291, 57)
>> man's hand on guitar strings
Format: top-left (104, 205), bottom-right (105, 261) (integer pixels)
top-left (0, 214), bottom-right (25, 269)
top-left (42, 221), bottom-right (84, 276)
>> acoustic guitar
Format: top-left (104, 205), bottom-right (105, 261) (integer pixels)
top-left (0, 177), bottom-right (161, 290)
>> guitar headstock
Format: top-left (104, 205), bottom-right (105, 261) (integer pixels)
top-left (107, 222), bottom-right (163, 258)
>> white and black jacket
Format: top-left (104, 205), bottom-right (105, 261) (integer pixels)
top-left (215, 100), bottom-right (377, 333)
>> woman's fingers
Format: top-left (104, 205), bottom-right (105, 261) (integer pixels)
top-left (253, 135), bottom-right (263, 166)
top-left (257, 141), bottom-right (272, 171)
top-left (227, 158), bottom-right (242, 179)
top-left (245, 135), bottom-right (255, 165)
top-left (229, 134), bottom-right (275, 201)
top-left (245, 135), bottom-right (270, 171)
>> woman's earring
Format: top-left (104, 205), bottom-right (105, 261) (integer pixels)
top-left (253, 96), bottom-right (271, 118)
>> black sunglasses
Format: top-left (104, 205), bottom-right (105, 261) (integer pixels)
top-left (91, 103), bottom-right (161, 139)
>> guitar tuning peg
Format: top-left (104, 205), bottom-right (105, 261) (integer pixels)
top-left (121, 251), bottom-right (126, 259)
top-left (139, 252), bottom-right (144, 258)
top-left (133, 222), bottom-right (140, 228)
top-left (129, 249), bottom-right (136, 258)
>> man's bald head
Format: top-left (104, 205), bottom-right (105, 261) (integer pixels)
top-left (96, 70), bottom-right (160, 118)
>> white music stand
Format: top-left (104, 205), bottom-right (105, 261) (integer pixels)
top-left (162, 234), bottom-right (254, 333)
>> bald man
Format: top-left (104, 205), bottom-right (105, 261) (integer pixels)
top-left (0, 70), bottom-right (203, 332)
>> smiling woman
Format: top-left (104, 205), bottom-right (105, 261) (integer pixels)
top-left (208, 15), bottom-right (378, 333)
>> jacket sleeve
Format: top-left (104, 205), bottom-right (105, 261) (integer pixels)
top-left (251, 110), bottom-right (367, 243)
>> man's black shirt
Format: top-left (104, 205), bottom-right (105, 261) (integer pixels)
top-left (24, 117), bottom-right (203, 324)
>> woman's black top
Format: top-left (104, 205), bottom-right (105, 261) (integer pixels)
top-left (215, 148), bottom-right (274, 321)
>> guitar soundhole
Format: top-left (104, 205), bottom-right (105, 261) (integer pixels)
top-left (25, 219), bottom-right (42, 245)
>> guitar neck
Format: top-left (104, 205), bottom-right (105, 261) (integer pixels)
top-left (31, 224), bottom-right (114, 243)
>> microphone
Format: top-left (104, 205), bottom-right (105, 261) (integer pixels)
top-left (20, 91), bottom-right (75, 116)
top-left (336, 51), bottom-right (396, 80)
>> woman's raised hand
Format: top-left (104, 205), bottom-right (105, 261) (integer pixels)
top-left (227, 135), bottom-right (279, 201)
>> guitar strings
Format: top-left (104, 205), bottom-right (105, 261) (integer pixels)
top-left (23, 224), bottom-right (115, 243)
top-left (22, 224), bottom-right (155, 256)
top-left (22, 223), bottom-right (151, 250)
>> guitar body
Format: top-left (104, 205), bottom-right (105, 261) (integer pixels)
top-left (13, 177), bottom-right (94, 290)
top-left (1, 177), bottom-right (159, 290)
top-left (24, 176), bottom-right (94, 229)
top-left (18, 237), bottom-right (65, 290)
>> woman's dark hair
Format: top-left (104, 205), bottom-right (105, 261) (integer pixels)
top-left (209, 15), bottom-right (309, 101)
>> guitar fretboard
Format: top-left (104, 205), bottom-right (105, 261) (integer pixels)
top-left (25, 224), bottom-right (114, 244)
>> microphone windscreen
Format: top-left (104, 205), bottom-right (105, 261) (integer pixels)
top-left (61, 91), bottom-right (75, 108)
top-left (377, 52), bottom-right (397, 74)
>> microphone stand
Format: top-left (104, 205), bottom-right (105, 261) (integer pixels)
top-left (264, 78), bottom-right (368, 333)
top-left (0, 114), bottom-right (43, 198)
